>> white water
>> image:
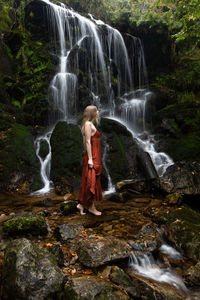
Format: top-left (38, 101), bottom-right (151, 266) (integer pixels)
top-left (32, 129), bottom-right (54, 195)
top-left (102, 140), bottom-right (116, 195)
top-left (129, 251), bottom-right (188, 295)
top-left (34, 0), bottom-right (174, 194)
top-left (159, 244), bottom-right (183, 260)
top-left (104, 115), bottom-right (173, 177)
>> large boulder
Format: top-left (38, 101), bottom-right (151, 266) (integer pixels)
top-left (154, 206), bottom-right (200, 262)
top-left (77, 235), bottom-right (132, 267)
top-left (0, 124), bottom-right (41, 193)
top-left (2, 238), bottom-right (66, 300)
top-left (65, 275), bottom-right (131, 299)
top-left (50, 121), bottom-right (83, 194)
top-left (160, 161), bottom-right (200, 195)
top-left (100, 118), bottom-right (140, 185)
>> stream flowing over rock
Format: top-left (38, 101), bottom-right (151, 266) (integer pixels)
top-left (2, 238), bottom-right (66, 300)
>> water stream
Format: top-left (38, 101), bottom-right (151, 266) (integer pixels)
top-left (102, 139), bottom-right (116, 195)
top-left (34, 0), bottom-right (173, 195)
top-left (129, 243), bottom-right (189, 297)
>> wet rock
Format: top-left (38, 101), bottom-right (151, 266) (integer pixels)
top-left (50, 122), bottom-right (83, 194)
top-left (64, 275), bottom-right (131, 299)
top-left (2, 212), bottom-right (48, 237)
top-left (130, 223), bottom-right (162, 254)
top-left (60, 200), bottom-right (78, 215)
top-left (77, 235), bottom-right (132, 267)
top-left (185, 261), bottom-right (200, 286)
top-left (166, 193), bottom-right (182, 205)
top-left (55, 224), bottom-right (84, 242)
top-left (115, 180), bottom-right (147, 195)
top-left (155, 206), bottom-right (200, 262)
top-left (100, 265), bottom-right (136, 297)
top-left (38, 139), bottom-right (49, 160)
top-left (0, 124), bottom-right (42, 193)
top-left (160, 161), bottom-right (200, 195)
top-left (54, 176), bottom-right (73, 196)
top-left (33, 197), bottom-right (59, 207)
top-left (100, 118), bottom-right (140, 184)
top-left (105, 192), bottom-right (124, 203)
top-left (47, 244), bottom-right (64, 267)
top-left (2, 238), bottom-right (65, 300)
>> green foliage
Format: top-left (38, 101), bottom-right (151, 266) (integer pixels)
top-left (155, 52), bottom-right (200, 92)
top-left (160, 0), bottom-right (200, 45)
top-left (0, 2), bottom-right (12, 35)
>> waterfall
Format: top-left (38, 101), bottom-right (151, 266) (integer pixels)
top-left (102, 139), bottom-right (116, 195)
top-left (34, 0), bottom-right (173, 194)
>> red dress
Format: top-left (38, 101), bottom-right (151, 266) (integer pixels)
top-left (78, 129), bottom-right (103, 207)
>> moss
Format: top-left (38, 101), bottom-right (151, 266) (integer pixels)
top-left (60, 200), bottom-right (78, 215)
top-left (3, 215), bottom-right (47, 236)
top-left (0, 123), bottom-right (41, 190)
top-left (167, 132), bottom-right (200, 162)
top-left (155, 206), bottom-right (200, 261)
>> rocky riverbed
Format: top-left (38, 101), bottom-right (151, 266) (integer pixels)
top-left (1, 178), bottom-right (200, 300)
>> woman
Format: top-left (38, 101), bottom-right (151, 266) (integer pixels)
top-left (77, 105), bottom-right (102, 216)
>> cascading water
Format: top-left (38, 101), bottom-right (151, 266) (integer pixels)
top-left (129, 244), bottom-right (189, 297)
top-left (34, 0), bottom-right (173, 194)
top-left (102, 140), bottom-right (116, 195)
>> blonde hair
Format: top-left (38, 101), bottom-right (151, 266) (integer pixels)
top-left (82, 105), bottom-right (98, 134)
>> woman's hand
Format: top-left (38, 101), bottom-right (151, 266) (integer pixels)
top-left (88, 158), bottom-right (93, 168)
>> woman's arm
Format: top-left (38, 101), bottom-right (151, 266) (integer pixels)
top-left (84, 121), bottom-right (93, 168)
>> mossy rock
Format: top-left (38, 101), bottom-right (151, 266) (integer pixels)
top-left (60, 200), bottom-right (78, 215)
top-left (155, 206), bottom-right (200, 261)
top-left (50, 121), bottom-right (83, 191)
top-left (100, 118), bottom-right (140, 184)
top-left (3, 238), bottom-right (65, 300)
top-left (2, 212), bottom-right (48, 236)
top-left (0, 123), bottom-right (42, 192)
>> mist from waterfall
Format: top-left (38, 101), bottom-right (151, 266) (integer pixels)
top-left (34, 0), bottom-right (173, 195)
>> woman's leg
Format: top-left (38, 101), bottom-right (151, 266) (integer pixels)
top-left (88, 201), bottom-right (102, 216)
top-left (77, 203), bottom-right (86, 215)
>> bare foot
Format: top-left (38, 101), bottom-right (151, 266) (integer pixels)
top-left (77, 204), bottom-right (86, 215)
top-left (88, 208), bottom-right (102, 216)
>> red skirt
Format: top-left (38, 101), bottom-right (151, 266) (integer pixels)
top-left (78, 152), bottom-right (102, 207)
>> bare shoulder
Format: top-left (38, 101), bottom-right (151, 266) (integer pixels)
top-left (85, 121), bottom-right (92, 128)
